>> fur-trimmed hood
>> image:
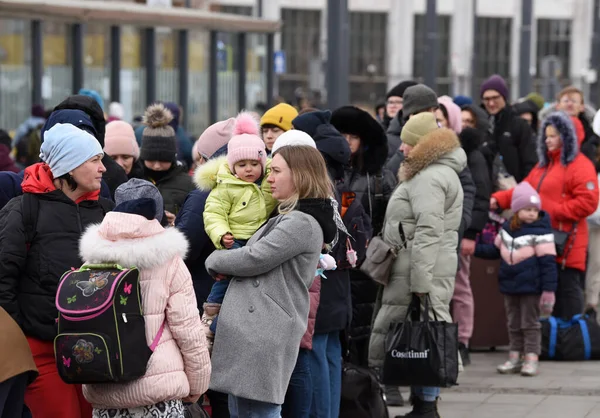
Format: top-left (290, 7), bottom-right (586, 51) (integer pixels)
top-left (538, 111), bottom-right (578, 167)
top-left (193, 155), bottom-right (228, 191)
top-left (331, 106), bottom-right (388, 174)
top-left (79, 212), bottom-right (188, 270)
top-left (399, 128), bottom-right (466, 181)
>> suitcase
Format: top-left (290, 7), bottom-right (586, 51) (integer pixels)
top-left (469, 257), bottom-right (509, 349)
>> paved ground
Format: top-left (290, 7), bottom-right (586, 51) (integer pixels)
top-left (388, 350), bottom-right (600, 418)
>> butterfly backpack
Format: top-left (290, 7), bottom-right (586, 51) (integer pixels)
top-left (54, 264), bottom-right (163, 384)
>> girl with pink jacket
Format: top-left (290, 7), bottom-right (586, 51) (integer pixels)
top-left (78, 179), bottom-right (211, 417)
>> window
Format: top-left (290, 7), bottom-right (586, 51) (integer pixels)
top-left (349, 12), bottom-right (386, 77)
top-left (536, 19), bottom-right (571, 80)
top-left (279, 8), bottom-right (322, 103)
top-left (412, 14), bottom-right (452, 96)
top-left (473, 17), bottom-right (512, 88)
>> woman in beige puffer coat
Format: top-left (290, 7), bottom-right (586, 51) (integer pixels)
top-left (369, 113), bottom-right (466, 417)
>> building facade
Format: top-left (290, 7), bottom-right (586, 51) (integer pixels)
top-left (214, 0), bottom-right (594, 106)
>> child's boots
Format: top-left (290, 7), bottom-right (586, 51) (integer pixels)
top-left (497, 351), bottom-right (523, 374)
top-left (201, 302), bottom-right (221, 353)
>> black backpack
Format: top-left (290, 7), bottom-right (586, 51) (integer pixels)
top-left (340, 361), bottom-right (389, 418)
top-left (54, 264), bottom-right (163, 384)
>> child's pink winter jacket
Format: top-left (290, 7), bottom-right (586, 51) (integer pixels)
top-left (79, 212), bottom-right (211, 409)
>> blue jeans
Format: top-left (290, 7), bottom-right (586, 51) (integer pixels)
top-left (308, 331), bottom-right (342, 418)
top-left (412, 386), bottom-right (441, 402)
top-left (228, 395), bottom-right (281, 418)
top-left (207, 239), bottom-right (247, 333)
top-left (282, 348), bottom-right (311, 418)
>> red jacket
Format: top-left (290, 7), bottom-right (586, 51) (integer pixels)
top-left (300, 277), bottom-right (321, 350)
top-left (494, 112), bottom-right (598, 271)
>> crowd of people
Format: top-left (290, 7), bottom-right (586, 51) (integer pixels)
top-left (0, 74), bottom-right (599, 418)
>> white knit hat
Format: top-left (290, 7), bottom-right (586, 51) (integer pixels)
top-left (271, 130), bottom-right (317, 155)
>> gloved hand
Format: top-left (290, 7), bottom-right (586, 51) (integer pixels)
top-left (540, 291), bottom-right (556, 315)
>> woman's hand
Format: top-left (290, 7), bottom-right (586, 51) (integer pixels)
top-left (182, 394), bottom-right (201, 404)
top-left (164, 210), bottom-right (176, 226)
top-left (221, 233), bottom-right (234, 249)
top-left (490, 197), bottom-right (498, 211)
top-left (460, 239), bottom-right (476, 257)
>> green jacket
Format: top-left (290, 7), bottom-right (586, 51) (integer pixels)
top-left (368, 128), bottom-right (467, 368)
top-left (195, 156), bottom-right (277, 249)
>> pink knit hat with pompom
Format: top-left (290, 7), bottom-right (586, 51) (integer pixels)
top-left (227, 112), bottom-right (267, 173)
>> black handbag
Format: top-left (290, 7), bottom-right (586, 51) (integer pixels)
top-left (381, 295), bottom-right (459, 387)
top-left (340, 362), bottom-right (389, 418)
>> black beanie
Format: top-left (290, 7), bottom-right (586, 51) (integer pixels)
top-left (140, 103), bottom-right (178, 162)
top-left (386, 80), bottom-right (418, 100)
top-left (113, 198), bottom-right (157, 221)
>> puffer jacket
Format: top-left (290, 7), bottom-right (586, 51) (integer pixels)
top-left (301, 277), bottom-right (321, 350)
top-left (0, 163), bottom-right (112, 341)
top-left (493, 112), bottom-right (598, 271)
top-left (369, 128), bottom-right (466, 368)
top-left (475, 211), bottom-right (557, 295)
top-left (194, 156), bottom-right (277, 249)
top-left (385, 116), bottom-right (405, 174)
top-left (80, 212), bottom-right (211, 408)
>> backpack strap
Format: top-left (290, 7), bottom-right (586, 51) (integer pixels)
top-left (21, 193), bottom-right (39, 248)
top-left (149, 321), bottom-right (165, 352)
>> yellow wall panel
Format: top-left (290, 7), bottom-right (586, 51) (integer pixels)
top-left (43, 35), bottom-right (67, 66)
top-left (0, 34), bottom-right (24, 65)
top-left (84, 34), bottom-right (105, 67)
top-left (121, 32), bottom-right (141, 68)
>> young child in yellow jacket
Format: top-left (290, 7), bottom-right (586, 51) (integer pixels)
top-left (194, 112), bottom-right (277, 343)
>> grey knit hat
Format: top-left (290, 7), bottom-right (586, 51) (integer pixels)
top-left (140, 103), bottom-right (177, 162)
top-left (402, 84), bottom-right (438, 120)
top-left (115, 178), bottom-right (164, 222)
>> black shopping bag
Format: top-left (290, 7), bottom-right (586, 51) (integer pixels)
top-left (381, 295), bottom-right (459, 387)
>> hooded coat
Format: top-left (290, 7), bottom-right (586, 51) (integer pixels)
top-left (330, 106), bottom-right (397, 365)
top-left (369, 129), bottom-right (466, 368)
top-left (194, 156), bottom-right (277, 249)
top-left (51, 95), bottom-right (128, 197)
top-left (0, 164), bottom-right (113, 341)
top-left (80, 212), bottom-right (211, 408)
top-left (493, 112), bottom-right (599, 271)
top-left (384, 116), bottom-right (405, 174)
top-left (143, 163), bottom-right (194, 215)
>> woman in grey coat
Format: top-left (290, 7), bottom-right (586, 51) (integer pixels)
top-left (205, 145), bottom-right (338, 418)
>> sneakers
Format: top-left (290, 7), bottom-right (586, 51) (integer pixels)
top-left (395, 396), bottom-right (440, 418)
top-left (385, 385), bottom-right (404, 407)
top-left (459, 342), bottom-right (471, 366)
top-left (497, 351), bottom-right (523, 374)
top-left (201, 302), bottom-right (221, 353)
top-left (521, 353), bottom-right (539, 376)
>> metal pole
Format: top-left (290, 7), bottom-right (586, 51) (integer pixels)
top-left (470, 0), bottom-right (478, 98)
top-left (424, 0), bottom-right (438, 91)
top-left (266, 33), bottom-right (275, 107)
top-left (178, 29), bottom-right (189, 130)
top-left (237, 33), bottom-right (247, 111)
top-left (71, 24), bottom-right (84, 94)
top-left (326, 0), bottom-right (349, 109)
top-left (145, 28), bottom-right (156, 105)
top-left (591, 0), bottom-right (600, 106)
top-left (110, 26), bottom-right (121, 103)
top-left (257, 0), bottom-right (263, 18)
top-left (519, 0), bottom-right (533, 97)
top-left (31, 20), bottom-right (43, 106)
top-left (209, 30), bottom-right (218, 124)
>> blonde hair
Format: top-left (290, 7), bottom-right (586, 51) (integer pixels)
top-left (273, 146), bottom-right (333, 214)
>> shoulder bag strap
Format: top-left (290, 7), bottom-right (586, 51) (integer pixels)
top-left (150, 321), bottom-right (165, 352)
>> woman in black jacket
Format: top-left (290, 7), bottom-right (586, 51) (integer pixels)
top-left (452, 127), bottom-right (493, 365)
top-left (0, 123), bottom-right (112, 418)
top-left (330, 106), bottom-right (401, 404)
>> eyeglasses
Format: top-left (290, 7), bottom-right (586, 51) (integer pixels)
top-left (387, 99), bottom-right (403, 106)
top-left (482, 94), bottom-right (502, 103)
